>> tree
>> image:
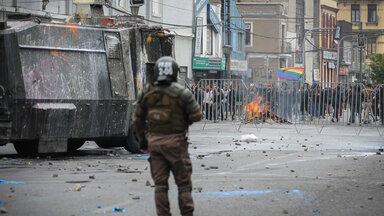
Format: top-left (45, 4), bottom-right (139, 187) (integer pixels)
top-left (369, 53), bottom-right (384, 84)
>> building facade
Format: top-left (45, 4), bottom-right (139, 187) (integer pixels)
top-left (237, 0), bottom-right (291, 83)
top-left (192, 0), bottom-right (247, 83)
top-left (337, 0), bottom-right (384, 82)
top-left (192, 1), bottom-right (224, 83)
top-left (311, 0), bottom-right (338, 84)
top-left (224, 0), bottom-right (247, 81)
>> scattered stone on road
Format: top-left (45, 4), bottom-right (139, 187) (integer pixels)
top-left (0, 207), bottom-right (8, 214)
top-left (74, 184), bottom-right (85, 191)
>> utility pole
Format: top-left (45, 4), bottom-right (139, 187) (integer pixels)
top-left (226, 0), bottom-right (231, 79)
top-left (359, 22), bottom-right (363, 83)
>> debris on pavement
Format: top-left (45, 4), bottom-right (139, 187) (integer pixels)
top-left (240, 134), bottom-right (258, 142)
top-left (196, 155), bottom-right (205, 159)
top-left (0, 207), bottom-right (8, 214)
top-left (74, 184), bottom-right (85, 191)
top-left (116, 168), bottom-right (142, 174)
top-left (112, 207), bottom-right (126, 213)
top-left (132, 196), bottom-right (140, 200)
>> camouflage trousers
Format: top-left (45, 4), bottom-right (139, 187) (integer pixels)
top-left (148, 133), bottom-right (194, 216)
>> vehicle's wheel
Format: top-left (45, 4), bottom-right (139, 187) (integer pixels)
top-left (13, 140), bottom-right (39, 157)
top-left (67, 140), bottom-right (85, 152)
top-left (124, 126), bottom-right (140, 154)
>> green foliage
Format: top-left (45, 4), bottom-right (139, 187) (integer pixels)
top-left (369, 53), bottom-right (384, 84)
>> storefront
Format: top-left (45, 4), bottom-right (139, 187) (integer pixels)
top-left (321, 50), bottom-right (338, 84)
top-left (230, 59), bottom-right (248, 81)
top-left (192, 56), bottom-right (225, 83)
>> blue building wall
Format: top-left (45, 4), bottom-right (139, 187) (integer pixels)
top-left (223, 0), bottom-right (246, 61)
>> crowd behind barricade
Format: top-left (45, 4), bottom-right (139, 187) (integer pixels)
top-left (190, 79), bottom-right (384, 126)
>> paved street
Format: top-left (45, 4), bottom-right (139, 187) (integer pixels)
top-left (0, 122), bottom-right (384, 216)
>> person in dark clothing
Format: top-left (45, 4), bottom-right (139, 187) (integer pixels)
top-left (348, 84), bottom-right (363, 124)
top-left (220, 83), bottom-right (230, 120)
top-left (212, 83), bottom-right (221, 122)
top-left (133, 57), bottom-right (202, 216)
top-left (379, 85), bottom-right (384, 125)
top-left (310, 84), bottom-right (320, 118)
top-left (332, 85), bottom-right (342, 122)
top-left (231, 85), bottom-right (243, 121)
top-left (192, 85), bottom-right (202, 108)
top-left (319, 88), bottom-right (328, 118)
top-left (300, 84), bottom-right (310, 120)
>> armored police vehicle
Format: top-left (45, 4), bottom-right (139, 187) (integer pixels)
top-left (0, 0), bottom-right (174, 155)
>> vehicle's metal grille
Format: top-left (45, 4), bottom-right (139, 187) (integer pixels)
top-left (104, 33), bottom-right (121, 59)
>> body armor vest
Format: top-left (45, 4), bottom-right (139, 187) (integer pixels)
top-left (143, 84), bottom-right (188, 134)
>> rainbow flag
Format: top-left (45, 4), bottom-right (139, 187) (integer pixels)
top-left (276, 68), bottom-right (304, 81)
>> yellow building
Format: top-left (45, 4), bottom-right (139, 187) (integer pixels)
top-left (337, 0), bottom-right (384, 77)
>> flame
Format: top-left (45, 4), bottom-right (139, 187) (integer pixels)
top-left (244, 95), bottom-right (274, 121)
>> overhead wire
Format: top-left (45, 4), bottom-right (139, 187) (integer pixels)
top-left (3, 0), bottom-right (342, 42)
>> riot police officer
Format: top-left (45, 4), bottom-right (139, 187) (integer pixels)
top-left (133, 56), bottom-right (202, 216)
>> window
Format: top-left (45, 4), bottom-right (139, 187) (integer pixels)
top-left (351, 4), bottom-right (360, 22)
top-left (322, 12), bottom-right (326, 47)
top-left (368, 4), bottom-right (377, 22)
top-left (281, 24), bottom-right (285, 52)
top-left (206, 27), bottom-right (212, 55)
top-left (245, 23), bottom-right (252, 46)
top-left (367, 37), bottom-right (376, 56)
top-left (152, 0), bottom-right (161, 17)
top-left (237, 32), bottom-right (243, 52)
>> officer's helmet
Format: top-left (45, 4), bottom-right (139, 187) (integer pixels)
top-left (153, 56), bottom-right (179, 85)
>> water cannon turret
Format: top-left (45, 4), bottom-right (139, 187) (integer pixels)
top-left (67, 0), bottom-right (114, 26)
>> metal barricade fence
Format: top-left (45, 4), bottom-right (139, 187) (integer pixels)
top-left (195, 79), bottom-right (248, 122)
top-left (190, 79), bottom-right (384, 134)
